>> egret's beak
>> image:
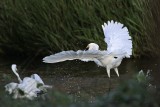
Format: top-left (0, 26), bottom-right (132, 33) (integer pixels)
top-left (85, 45), bottom-right (89, 50)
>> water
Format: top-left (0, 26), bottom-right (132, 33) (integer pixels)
top-left (0, 57), bottom-right (160, 101)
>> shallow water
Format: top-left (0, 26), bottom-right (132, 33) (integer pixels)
top-left (1, 57), bottom-right (160, 101)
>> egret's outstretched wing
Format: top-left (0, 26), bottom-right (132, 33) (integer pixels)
top-left (31, 74), bottom-right (44, 85)
top-left (102, 20), bottom-right (132, 58)
top-left (43, 50), bottom-right (107, 63)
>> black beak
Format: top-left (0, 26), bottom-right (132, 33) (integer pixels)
top-left (85, 46), bottom-right (89, 51)
top-left (114, 56), bottom-right (118, 59)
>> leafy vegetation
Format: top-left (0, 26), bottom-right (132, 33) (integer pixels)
top-left (0, 0), bottom-right (159, 57)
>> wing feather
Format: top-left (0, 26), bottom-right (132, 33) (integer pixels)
top-left (102, 20), bottom-right (132, 58)
top-left (43, 50), bottom-right (107, 63)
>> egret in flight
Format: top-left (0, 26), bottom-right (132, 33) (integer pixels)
top-left (43, 20), bottom-right (132, 78)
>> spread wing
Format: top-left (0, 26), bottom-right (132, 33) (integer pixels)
top-left (43, 50), bottom-right (107, 63)
top-left (102, 20), bottom-right (132, 58)
top-left (30, 74), bottom-right (44, 85)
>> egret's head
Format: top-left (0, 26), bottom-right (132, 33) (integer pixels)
top-left (86, 43), bottom-right (99, 50)
top-left (11, 64), bottom-right (17, 73)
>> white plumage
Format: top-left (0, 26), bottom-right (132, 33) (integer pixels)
top-left (102, 21), bottom-right (132, 57)
top-left (11, 64), bottom-right (22, 83)
top-left (5, 64), bottom-right (52, 100)
top-left (43, 20), bottom-right (132, 77)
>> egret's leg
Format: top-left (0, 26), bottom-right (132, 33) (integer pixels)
top-left (106, 67), bottom-right (111, 78)
top-left (114, 68), bottom-right (119, 77)
top-left (106, 67), bottom-right (111, 93)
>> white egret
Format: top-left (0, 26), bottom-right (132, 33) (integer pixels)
top-left (5, 64), bottom-right (52, 100)
top-left (43, 20), bottom-right (132, 78)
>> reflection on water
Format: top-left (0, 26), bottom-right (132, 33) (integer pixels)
top-left (0, 57), bottom-right (160, 101)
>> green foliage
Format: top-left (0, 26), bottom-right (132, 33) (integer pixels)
top-left (94, 70), bottom-right (158, 107)
top-left (136, 70), bottom-right (148, 84)
top-left (0, 0), bottom-right (159, 57)
top-left (94, 79), bottom-right (158, 107)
